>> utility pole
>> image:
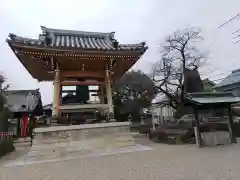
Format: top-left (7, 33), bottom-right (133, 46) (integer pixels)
top-left (0, 81), bottom-right (3, 113)
top-left (162, 58), bottom-right (167, 91)
top-left (181, 57), bottom-right (185, 102)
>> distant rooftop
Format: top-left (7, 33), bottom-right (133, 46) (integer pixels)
top-left (151, 94), bottom-right (169, 104)
top-left (202, 78), bottom-right (216, 86)
top-left (4, 89), bottom-right (43, 114)
top-left (186, 92), bottom-right (240, 106)
top-left (214, 68), bottom-right (240, 89)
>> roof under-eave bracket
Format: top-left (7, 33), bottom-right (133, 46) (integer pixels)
top-left (6, 26), bottom-right (148, 53)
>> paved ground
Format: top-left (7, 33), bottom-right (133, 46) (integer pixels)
top-left (1, 138), bottom-right (240, 180)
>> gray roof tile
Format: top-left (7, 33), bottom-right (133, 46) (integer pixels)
top-left (7, 26), bottom-right (147, 52)
top-left (186, 92), bottom-right (240, 105)
top-left (214, 69), bottom-right (240, 89)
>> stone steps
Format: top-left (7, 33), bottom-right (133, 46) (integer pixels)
top-left (25, 136), bottom-right (136, 162)
top-left (31, 135), bottom-right (135, 152)
top-left (27, 122), bottom-right (139, 161)
top-left (28, 132), bottom-right (136, 162)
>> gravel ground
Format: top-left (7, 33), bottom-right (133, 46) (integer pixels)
top-left (1, 141), bottom-right (240, 180)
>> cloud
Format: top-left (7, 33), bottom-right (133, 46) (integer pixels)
top-left (1, 0), bottom-right (240, 104)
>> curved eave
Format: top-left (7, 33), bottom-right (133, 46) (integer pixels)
top-left (7, 40), bottom-right (44, 81)
top-left (7, 40), bottom-right (147, 82)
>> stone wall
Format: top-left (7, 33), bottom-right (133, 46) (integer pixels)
top-left (201, 131), bottom-right (231, 146)
top-left (32, 122), bottom-right (134, 152)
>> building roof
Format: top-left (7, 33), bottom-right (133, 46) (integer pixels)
top-left (4, 89), bottom-right (43, 113)
top-left (7, 26), bottom-right (147, 52)
top-left (214, 69), bottom-right (240, 89)
top-left (151, 94), bottom-right (169, 104)
top-left (185, 92), bottom-right (240, 107)
top-left (202, 78), bottom-right (216, 86)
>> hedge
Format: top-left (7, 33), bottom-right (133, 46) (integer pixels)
top-left (0, 139), bottom-right (15, 158)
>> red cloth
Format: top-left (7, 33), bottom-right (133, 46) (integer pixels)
top-left (21, 115), bottom-right (29, 137)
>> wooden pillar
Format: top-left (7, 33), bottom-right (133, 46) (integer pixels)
top-left (228, 106), bottom-right (236, 143)
top-left (105, 69), bottom-right (114, 120)
top-left (52, 69), bottom-right (60, 117)
top-left (194, 108), bottom-right (203, 148)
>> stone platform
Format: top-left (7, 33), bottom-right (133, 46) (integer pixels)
top-left (13, 122), bottom-right (141, 164)
top-left (201, 131), bottom-right (231, 146)
top-left (33, 122), bottom-right (134, 147)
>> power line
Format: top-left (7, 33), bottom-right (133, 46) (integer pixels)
top-left (232, 28), bottom-right (240, 34)
top-left (198, 13), bottom-right (240, 81)
top-left (218, 13), bottom-right (240, 29)
top-left (233, 34), bottom-right (240, 39)
top-left (233, 39), bottom-right (240, 44)
top-left (202, 15), bottom-right (240, 72)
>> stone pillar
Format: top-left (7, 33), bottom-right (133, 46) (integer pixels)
top-left (105, 69), bottom-right (114, 120)
top-left (52, 69), bottom-right (60, 117)
top-left (59, 85), bottom-right (62, 105)
top-left (194, 108), bottom-right (203, 148)
top-left (228, 106), bottom-right (236, 143)
top-left (99, 85), bottom-right (105, 104)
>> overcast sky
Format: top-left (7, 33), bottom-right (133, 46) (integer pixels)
top-left (1, 0), bottom-right (240, 104)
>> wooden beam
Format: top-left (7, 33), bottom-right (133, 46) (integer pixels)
top-left (62, 89), bottom-right (98, 93)
top-left (61, 71), bottom-right (105, 79)
top-left (60, 80), bottom-right (104, 86)
top-left (12, 44), bottom-right (143, 56)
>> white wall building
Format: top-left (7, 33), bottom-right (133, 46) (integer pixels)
top-left (151, 95), bottom-right (175, 125)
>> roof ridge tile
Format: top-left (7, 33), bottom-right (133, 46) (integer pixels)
top-left (41, 26), bottom-right (113, 38)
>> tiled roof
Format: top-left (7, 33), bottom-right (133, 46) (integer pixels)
top-left (202, 78), bottom-right (216, 86)
top-left (151, 94), bottom-right (169, 104)
top-left (4, 89), bottom-right (43, 113)
top-left (7, 26), bottom-right (147, 52)
top-left (214, 69), bottom-right (240, 89)
top-left (186, 92), bottom-right (240, 105)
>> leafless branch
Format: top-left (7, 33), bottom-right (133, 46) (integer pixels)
top-left (150, 27), bottom-right (206, 109)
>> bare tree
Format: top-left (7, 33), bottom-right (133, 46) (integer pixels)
top-left (151, 27), bottom-right (207, 109)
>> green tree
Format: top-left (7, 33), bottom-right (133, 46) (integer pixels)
top-left (0, 74), bottom-right (11, 131)
top-left (114, 70), bottom-right (156, 122)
